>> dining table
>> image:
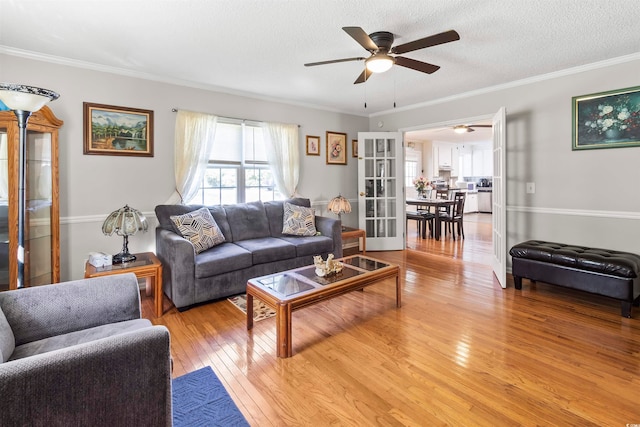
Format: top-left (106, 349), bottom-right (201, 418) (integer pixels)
top-left (406, 197), bottom-right (456, 241)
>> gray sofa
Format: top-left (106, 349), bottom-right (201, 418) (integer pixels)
top-left (155, 198), bottom-right (342, 310)
top-left (0, 273), bottom-right (172, 427)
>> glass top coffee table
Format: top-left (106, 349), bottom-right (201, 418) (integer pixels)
top-left (246, 255), bottom-right (400, 358)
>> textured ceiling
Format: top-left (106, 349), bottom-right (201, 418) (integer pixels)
top-left (1, 0), bottom-right (639, 117)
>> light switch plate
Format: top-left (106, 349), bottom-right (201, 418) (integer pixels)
top-left (526, 182), bottom-right (535, 194)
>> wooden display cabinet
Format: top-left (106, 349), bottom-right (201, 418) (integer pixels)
top-left (0, 106), bottom-right (62, 290)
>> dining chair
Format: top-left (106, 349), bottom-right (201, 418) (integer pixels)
top-left (406, 210), bottom-right (435, 239)
top-left (440, 191), bottom-right (466, 240)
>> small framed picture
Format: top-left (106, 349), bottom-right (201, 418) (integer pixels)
top-left (326, 131), bottom-right (347, 165)
top-left (352, 139), bottom-right (358, 157)
top-left (306, 135), bottom-right (320, 156)
top-left (83, 102), bottom-right (154, 157)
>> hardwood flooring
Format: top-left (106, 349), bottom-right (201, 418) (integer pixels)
top-left (142, 213), bottom-right (640, 426)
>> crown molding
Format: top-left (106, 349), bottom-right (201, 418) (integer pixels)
top-left (0, 45), bottom-right (367, 118)
top-left (370, 52), bottom-right (640, 117)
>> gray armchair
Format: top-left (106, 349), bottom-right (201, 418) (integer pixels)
top-left (0, 273), bottom-right (172, 427)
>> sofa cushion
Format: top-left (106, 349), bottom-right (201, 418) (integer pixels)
top-left (9, 318), bottom-right (152, 361)
top-left (0, 307), bottom-right (15, 363)
top-left (224, 201), bottom-right (270, 242)
top-left (171, 207), bottom-right (226, 253)
top-left (282, 202), bottom-right (317, 236)
top-left (265, 198), bottom-right (311, 237)
top-left (279, 235), bottom-right (334, 257)
top-left (155, 204), bottom-right (204, 234)
top-left (234, 237), bottom-right (297, 265)
top-left (194, 243), bottom-right (253, 278)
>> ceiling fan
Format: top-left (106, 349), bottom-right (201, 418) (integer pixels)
top-left (304, 27), bottom-right (460, 84)
top-left (453, 124), bottom-right (492, 133)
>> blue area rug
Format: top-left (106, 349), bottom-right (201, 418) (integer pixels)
top-left (172, 366), bottom-right (250, 427)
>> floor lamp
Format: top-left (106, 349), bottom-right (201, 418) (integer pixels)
top-left (0, 83), bottom-right (60, 288)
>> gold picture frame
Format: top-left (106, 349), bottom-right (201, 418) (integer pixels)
top-left (326, 131), bottom-right (347, 165)
top-left (572, 85), bottom-right (640, 150)
top-left (83, 102), bottom-right (154, 157)
top-left (306, 135), bottom-right (320, 156)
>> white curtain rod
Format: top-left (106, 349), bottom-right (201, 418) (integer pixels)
top-left (171, 108), bottom-right (299, 127)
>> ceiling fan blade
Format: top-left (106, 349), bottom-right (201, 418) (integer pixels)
top-left (304, 57), bottom-right (365, 67)
top-left (343, 27), bottom-right (379, 52)
top-left (354, 68), bottom-right (373, 84)
top-left (469, 125), bottom-right (492, 128)
top-left (395, 56), bottom-right (440, 74)
top-left (391, 30), bottom-right (460, 55)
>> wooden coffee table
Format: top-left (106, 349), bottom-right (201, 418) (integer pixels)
top-left (246, 255), bottom-right (400, 358)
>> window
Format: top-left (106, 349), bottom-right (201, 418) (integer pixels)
top-left (405, 160), bottom-right (417, 187)
top-left (187, 120), bottom-right (284, 205)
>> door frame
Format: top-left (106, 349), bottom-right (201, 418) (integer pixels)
top-left (399, 111), bottom-right (506, 280)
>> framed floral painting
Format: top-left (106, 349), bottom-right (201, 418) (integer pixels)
top-left (572, 86), bottom-right (640, 150)
top-left (326, 131), bottom-right (347, 165)
top-left (306, 135), bottom-right (320, 156)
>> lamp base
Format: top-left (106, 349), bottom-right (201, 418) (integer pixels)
top-left (112, 252), bottom-right (136, 264)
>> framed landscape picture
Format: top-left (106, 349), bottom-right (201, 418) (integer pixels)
top-left (83, 102), bottom-right (154, 157)
top-left (306, 135), bottom-right (320, 156)
top-left (326, 131), bottom-right (347, 165)
top-left (572, 86), bottom-right (640, 151)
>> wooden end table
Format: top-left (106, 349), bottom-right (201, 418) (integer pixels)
top-left (341, 226), bottom-right (366, 254)
top-left (84, 252), bottom-right (163, 318)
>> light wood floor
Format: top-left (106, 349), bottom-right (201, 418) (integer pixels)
top-left (142, 214), bottom-right (640, 426)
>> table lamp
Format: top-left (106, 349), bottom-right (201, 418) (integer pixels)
top-left (0, 83), bottom-right (60, 288)
top-left (102, 205), bottom-right (148, 263)
top-left (327, 194), bottom-right (351, 230)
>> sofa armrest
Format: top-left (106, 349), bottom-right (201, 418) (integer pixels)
top-left (315, 216), bottom-right (343, 258)
top-left (0, 326), bottom-right (172, 427)
top-left (0, 273), bottom-right (142, 346)
top-left (155, 227), bottom-right (197, 307)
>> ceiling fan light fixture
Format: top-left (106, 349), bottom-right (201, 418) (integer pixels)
top-left (365, 54), bottom-right (394, 73)
top-left (453, 125), bottom-right (471, 134)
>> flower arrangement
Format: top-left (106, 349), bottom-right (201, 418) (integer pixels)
top-left (413, 176), bottom-right (430, 196)
top-left (582, 94), bottom-right (640, 136)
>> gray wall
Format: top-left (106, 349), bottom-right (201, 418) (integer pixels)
top-left (371, 57), bottom-right (640, 260)
top-left (1, 54), bottom-right (367, 281)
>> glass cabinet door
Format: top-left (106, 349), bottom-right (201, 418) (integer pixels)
top-left (0, 106), bottom-right (61, 291)
top-left (0, 128), bottom-right (8, 291)
top-left (26, 130), bottom-right (54, 286)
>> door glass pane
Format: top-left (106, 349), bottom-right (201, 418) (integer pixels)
top-left (364, 139), bottom-right (374, 157)
top-left (365, 199), bottom-right (374, 218)
top-left (376, 200), bottom-right (386, 217)
top-left (377, 219), bottom-right (386, 237)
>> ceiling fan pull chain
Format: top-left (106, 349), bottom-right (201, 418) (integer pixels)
top-left (364, 69), bottom-right (367, 108)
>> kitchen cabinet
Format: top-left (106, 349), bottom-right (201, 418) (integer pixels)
top-left (437, 146), bottom-right (452, 167)
top-left (0, 106), bottom-right (62, 290)
top-left (460, 147), bottom-right (473, 177)
top-left (464, 193), bottom-right (478, 213)
top-left (465, 146), bottom-right (493, 177)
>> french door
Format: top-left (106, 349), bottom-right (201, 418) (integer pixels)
top-left (357, 132), bottom-right (404, 251)
top-left (491, 107), bottom-right (507, 288)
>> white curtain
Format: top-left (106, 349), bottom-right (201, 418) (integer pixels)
top-left (262, 122), bottom-right (300, 198)
top-left (165, 110), bottom-right (218, 204)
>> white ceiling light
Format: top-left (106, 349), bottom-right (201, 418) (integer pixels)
top-left (453, 125), bottom-right (471, 134)
top-left (365, 54), bottom-right (394, 73)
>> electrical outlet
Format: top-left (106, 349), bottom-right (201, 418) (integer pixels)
top-left (526, 182), bottom-right (535, 194)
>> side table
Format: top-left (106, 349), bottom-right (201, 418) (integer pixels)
top-left (84, 251), bottom-right (163, 317)
top-left (341, 226), bottom-right (366, 254)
